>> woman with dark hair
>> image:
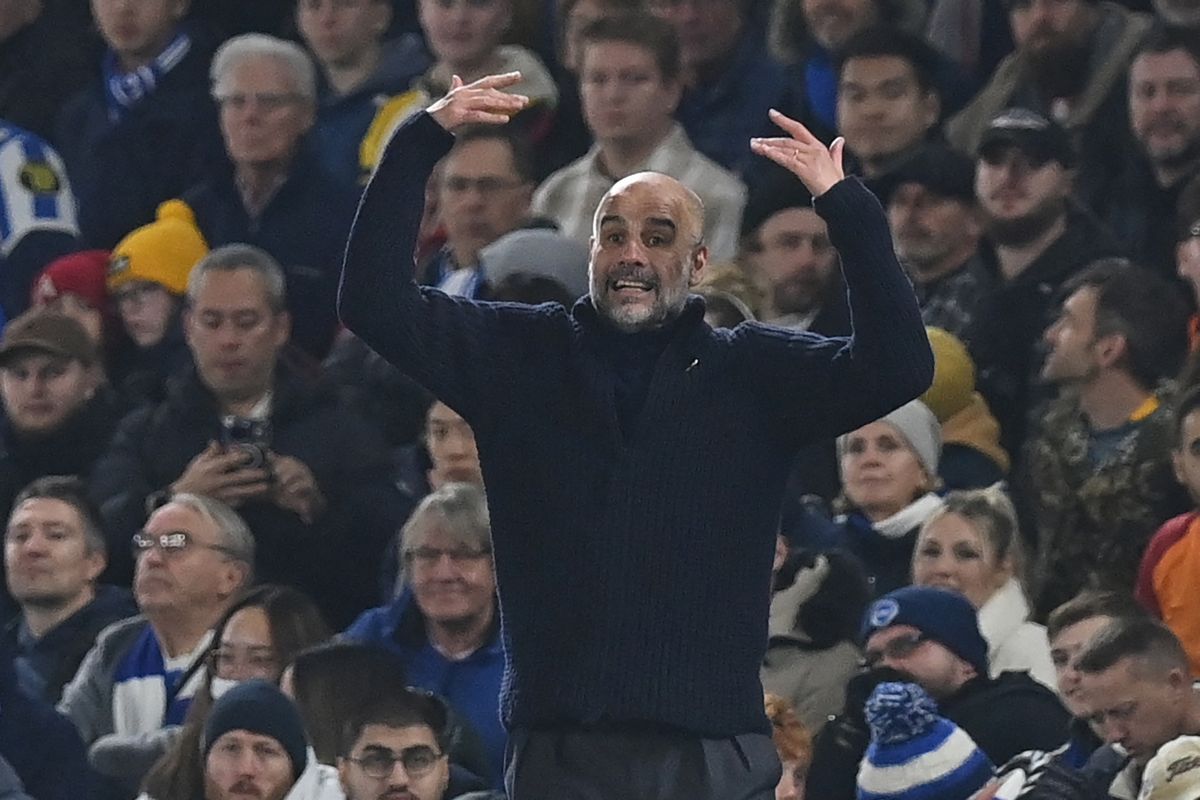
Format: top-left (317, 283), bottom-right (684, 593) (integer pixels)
top-left (136, 584), bottom-right (331, 800)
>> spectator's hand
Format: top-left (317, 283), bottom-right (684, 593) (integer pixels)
top-left (170, 441), bottom-right (273, 506)
top-left (268, 453), bottom-right (326, 525)
top-left (428, 72), bottom-right (529, 132)
top-left (751, 110), bottom-right (846, 197)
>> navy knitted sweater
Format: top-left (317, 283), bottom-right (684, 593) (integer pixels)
top-left (338, 112), bottom-right (933, 738)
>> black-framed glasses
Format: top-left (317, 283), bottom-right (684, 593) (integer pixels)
top-left (132, 530), bottom-right (237, 559)
top-left (862, 632), bottom-right (927, 670)
top-left (403, 545), bottom-right (492, 568)
top-left (346, 745), bottom-right (446, 779)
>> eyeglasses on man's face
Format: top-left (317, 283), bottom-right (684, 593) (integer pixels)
top-left (861, 632), bottom-right (928, 670)
top-left (403, 545), bottom-right (492, 568)
top-left (132, 530), bottom-right (236, 559)
top-left (347, 745), bottom-right (446, 779)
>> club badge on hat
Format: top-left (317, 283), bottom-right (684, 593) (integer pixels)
top-left (870, 599), bottom-right (900, 629)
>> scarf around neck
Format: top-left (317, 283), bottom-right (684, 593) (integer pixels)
top-left (102, 26), bottom-right (192, 121)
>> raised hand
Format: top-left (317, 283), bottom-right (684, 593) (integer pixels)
top-left (751, 109), bottom-right (846, 198)
top-left (428, 72), bottom-right (530, 132)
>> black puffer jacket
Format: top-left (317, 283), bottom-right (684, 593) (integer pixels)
top-left (90, 363), bottom-right (405, 627)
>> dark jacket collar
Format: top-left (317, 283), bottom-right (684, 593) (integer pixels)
top-left (161, 358), bottom-right (334, 426)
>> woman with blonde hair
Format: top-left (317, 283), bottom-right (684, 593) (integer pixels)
top-left (911, 485), bottom-right (1055, 688)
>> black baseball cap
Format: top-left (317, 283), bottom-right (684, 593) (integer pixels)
top-left (977, 108), bottom-right (1075, 168)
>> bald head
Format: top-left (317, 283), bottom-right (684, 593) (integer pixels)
top-left (588, 171), bottom-right (708, 333)
top-left (594, 172), bottom-right (705, 246)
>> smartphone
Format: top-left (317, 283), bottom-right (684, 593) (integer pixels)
top-left (219, 415), bottom-right (272, 470)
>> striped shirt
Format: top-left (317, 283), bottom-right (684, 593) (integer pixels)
top-left (111, 626), bottom-right (211, 735)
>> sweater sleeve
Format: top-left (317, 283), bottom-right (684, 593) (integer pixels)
top-left (738, 177), bottom-right (934, 440)
top-left (337, 112), bottom-right (556, 426)
top-left (0, 756), bottom-right (34, 800)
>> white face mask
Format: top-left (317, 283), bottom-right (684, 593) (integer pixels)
top-left (209, 677), bottom-right (240, 700)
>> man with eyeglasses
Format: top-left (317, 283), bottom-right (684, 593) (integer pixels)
top-left (58, 494), bottom-right (254, 797)
top-left (807, 585), bottom-right (1069, 799)
top-left (338, 688), bottom-right (458, 800)
top-left (345, 483), bottom-right (505, 787)
top-left (424, 126), bottom-right (535, 299)
top-left (182, 32), bottom-right (361, 358)
top-left (91, 242), bottom-right (401, 628)
top-left (201, 679), bottom-right (344, 800)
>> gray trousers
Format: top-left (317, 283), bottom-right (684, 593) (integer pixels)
top-left (505, 727), bottom-right (781, 800)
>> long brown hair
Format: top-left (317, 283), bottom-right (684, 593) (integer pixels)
top-left (140, 584), bottom-right (331, 800)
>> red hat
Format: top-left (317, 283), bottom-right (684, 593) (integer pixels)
top-left (31, 250), bottom-right (111, 311)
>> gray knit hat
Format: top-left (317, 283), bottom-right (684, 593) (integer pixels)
top-left (838, 400), bottom-right (942, 477)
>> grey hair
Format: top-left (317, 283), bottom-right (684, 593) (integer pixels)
top-left (210, 33), bottom-right (317, 103)
top-left (187, 244), bottom-right (288, 314)
top-left (168, 493), bottom-right (256, 580)
top-left (397, 483), bottom-right (491, 587)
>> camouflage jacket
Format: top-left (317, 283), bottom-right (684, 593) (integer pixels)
top-left (1025, 389), bottom-right (1189, 618)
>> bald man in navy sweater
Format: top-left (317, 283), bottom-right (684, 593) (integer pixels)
top-left (338, 72), bottom-right (933, 800)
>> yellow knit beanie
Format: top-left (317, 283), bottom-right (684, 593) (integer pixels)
top-left (108, 200), bottom-right (208, 296)
top-left (921, 327), bottom-right (976, 423)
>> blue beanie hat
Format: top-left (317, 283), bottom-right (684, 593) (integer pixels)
top-left (857, 682), bottom-right (994, 800)
top-left (203, 679), bottom-right (308, 780)
top-left (860, 586), bottom-right (989, 678)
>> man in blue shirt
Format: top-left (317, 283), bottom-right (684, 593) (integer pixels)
top-left (345, 483), bottom-right (505, 787)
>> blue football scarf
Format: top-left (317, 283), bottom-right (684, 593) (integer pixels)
top-left (102, 27), bottom-right (192, 122)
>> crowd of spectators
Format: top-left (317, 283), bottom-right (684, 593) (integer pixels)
top-left (5, 0), bottom-right (1200, 797)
